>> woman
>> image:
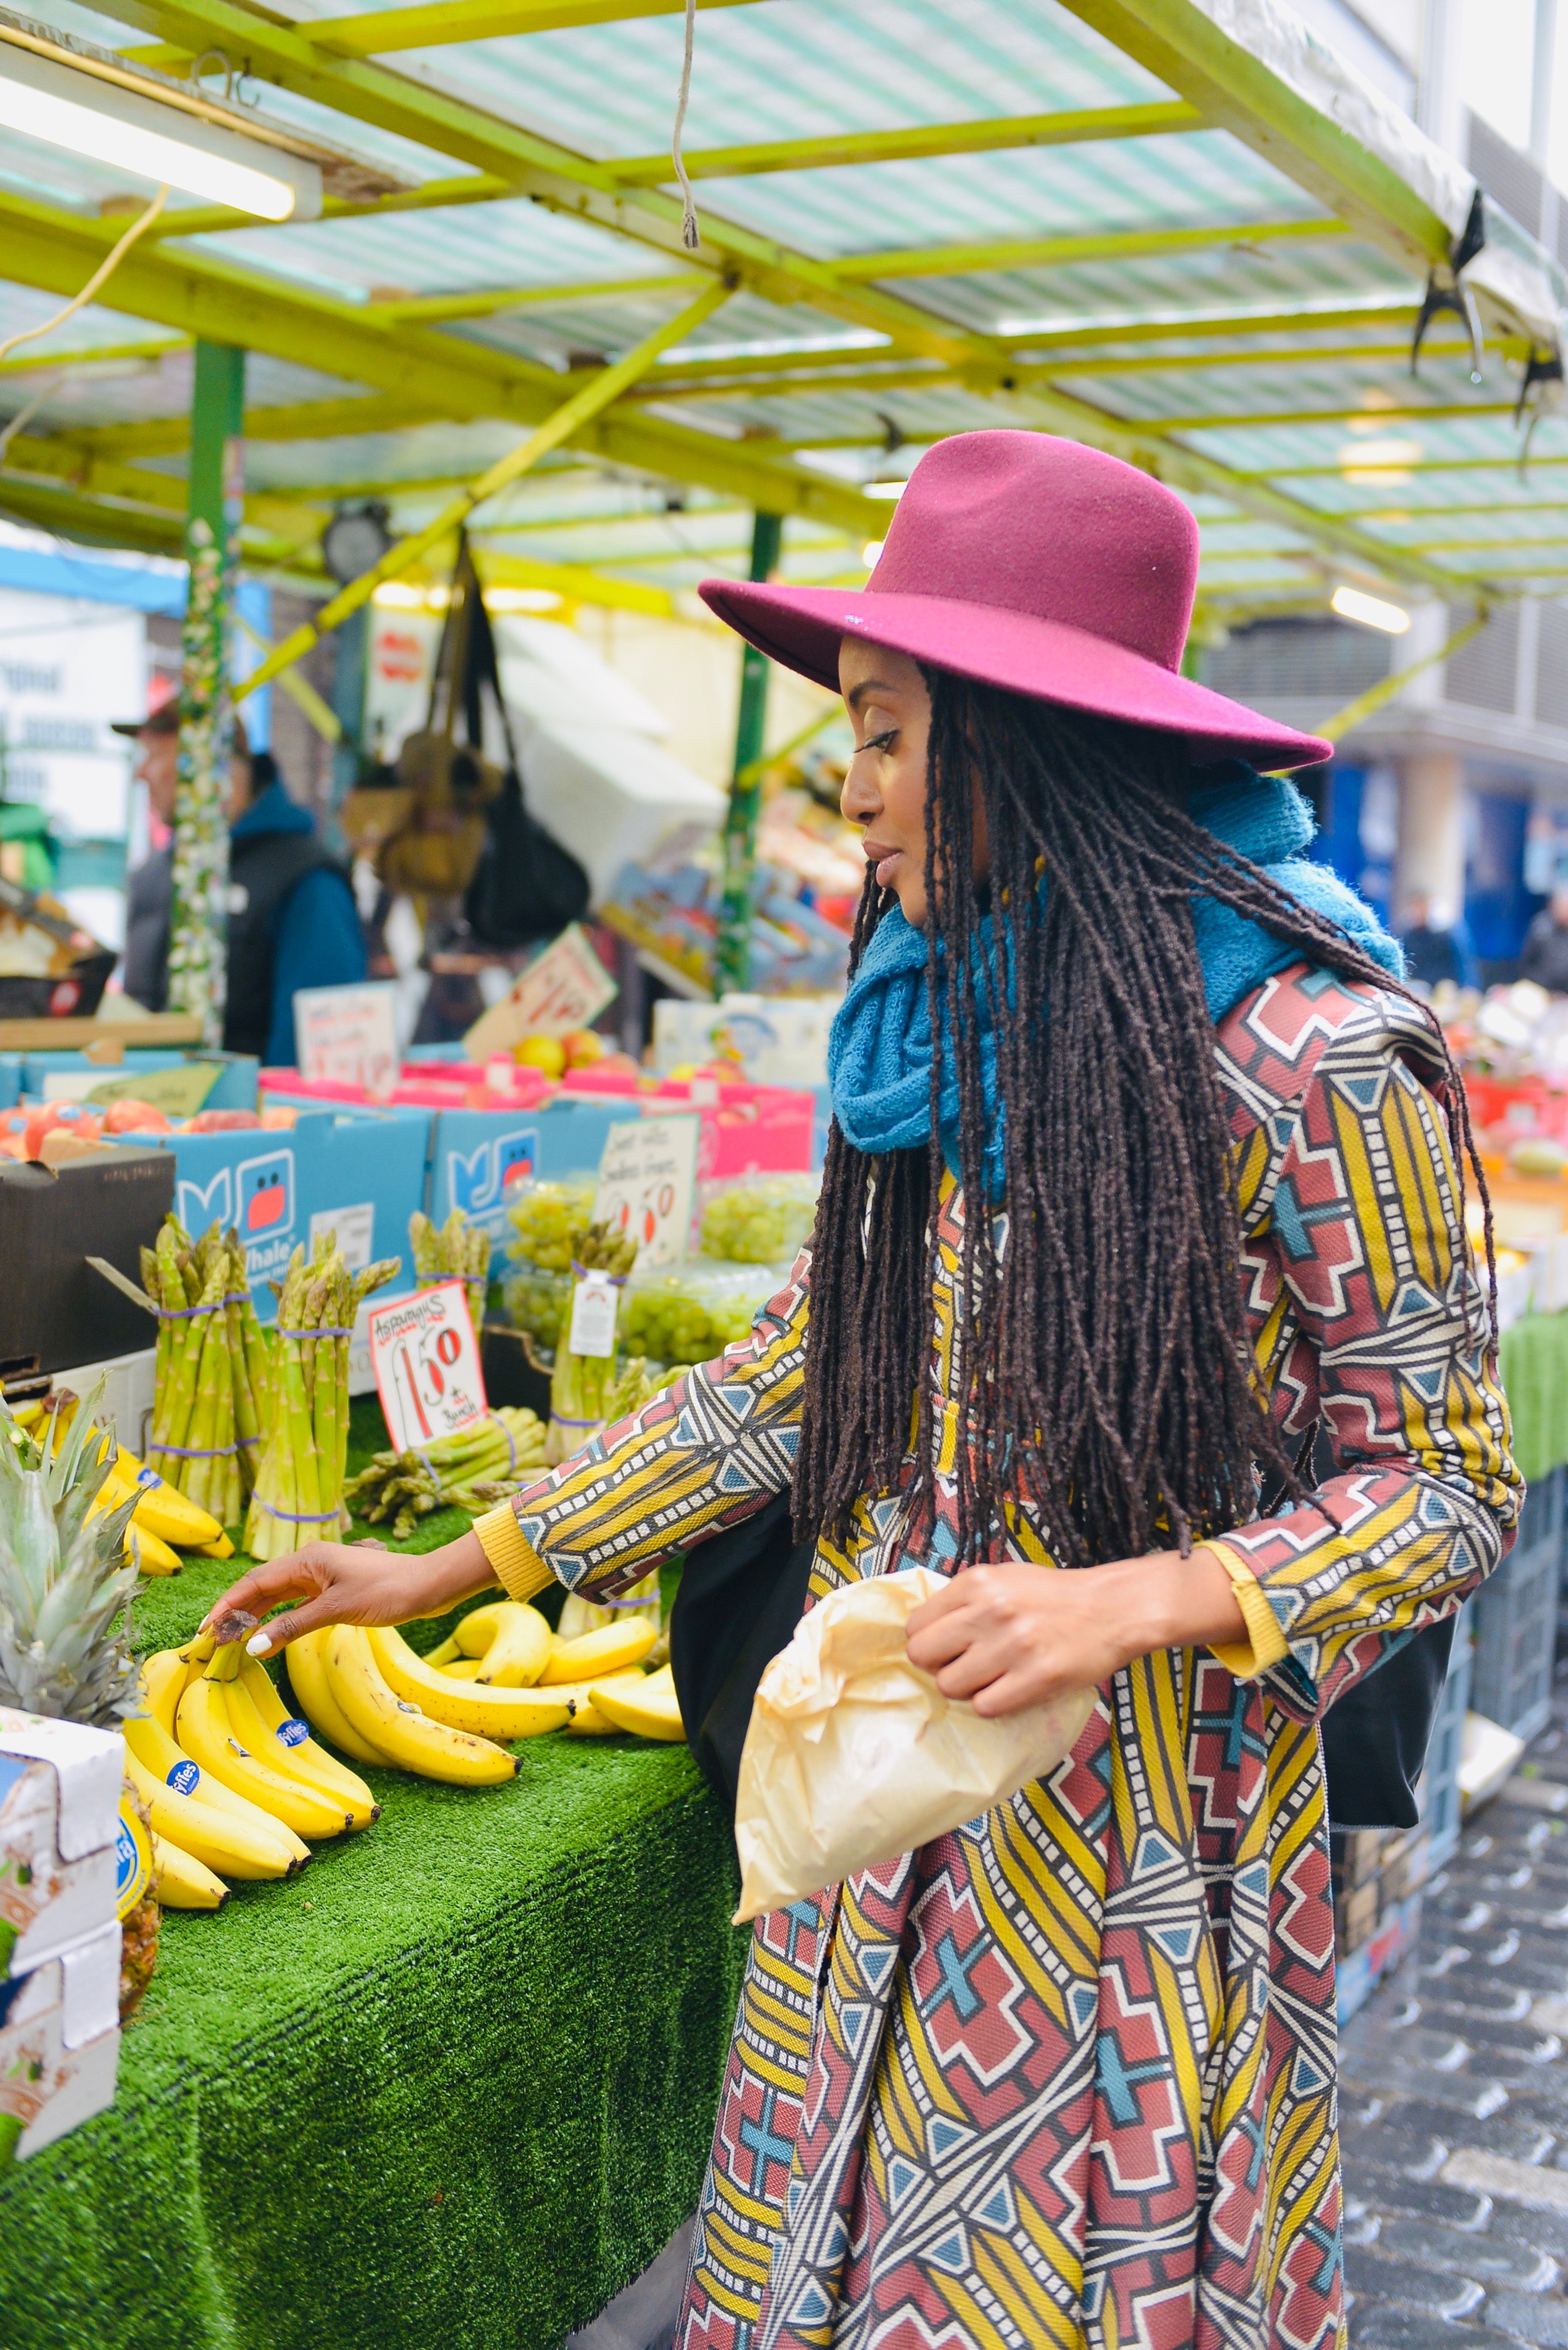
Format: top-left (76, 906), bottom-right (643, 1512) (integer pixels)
top-left (216, 434), bottom-right (1518, 2347)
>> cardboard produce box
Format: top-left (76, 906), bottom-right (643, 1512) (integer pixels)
top-left (0, 1146), bottom-right (174, 1376)
top-left (107, 1103), bottom-right (430, 1325)
top-left (0, 1918), bottom-right (120, 2164)
top-left (0, 1711), bottom-right (124, 1978)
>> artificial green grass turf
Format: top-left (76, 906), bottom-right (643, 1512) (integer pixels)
top-left (1, 1396), bottom-right (744, 2350)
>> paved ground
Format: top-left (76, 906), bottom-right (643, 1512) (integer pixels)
top-left (1341, 1667), bottom-right (1568, 2347)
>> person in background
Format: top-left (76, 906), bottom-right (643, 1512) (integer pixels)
top-left (1398, 889), bottom-right (1475, 990)
top-left (1521, 883), bottom-right (1568, 996)
top-left (114, 689), bottom-right (366, 1062)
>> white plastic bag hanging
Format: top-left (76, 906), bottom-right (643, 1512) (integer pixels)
top-left (732, 1566), bottom-right (1094, 1923)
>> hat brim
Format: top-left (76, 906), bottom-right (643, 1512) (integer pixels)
top-left (110, 711), bottom-right (177, 738)
top-left (699, 579), bottom-right (1332, 773)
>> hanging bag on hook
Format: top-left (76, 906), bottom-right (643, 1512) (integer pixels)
top-left (377, 536), bottom-right (505, 900)
top-left (461, 577), bottom-right (591, 949)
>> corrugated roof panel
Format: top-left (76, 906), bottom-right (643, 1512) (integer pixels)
top-left (177, 195), bottom-right (660, 302)
top-left (382, 0), bottom-right (1172, 158)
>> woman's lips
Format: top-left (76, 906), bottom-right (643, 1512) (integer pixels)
top-left (864, 843), bottom-right (903, 888)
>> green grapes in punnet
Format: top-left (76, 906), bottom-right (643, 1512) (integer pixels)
top-left (506, 1179), bottom-right (598, 1273)
top-left (698, 1175), bottom-right (818, 1265)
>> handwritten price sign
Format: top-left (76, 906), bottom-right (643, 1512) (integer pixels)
top-left (464, 923), bottom-right (617, 1059)
top-left (294, 982), bottom-right (400, 1100)
top-left (593, 1114), bottom-right (699, 1270)
top-left (366, 1281), bottom-right (488, 1453)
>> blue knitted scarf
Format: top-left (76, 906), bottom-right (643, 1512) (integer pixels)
top-left (826, 764), bottom-right (1403, 1199)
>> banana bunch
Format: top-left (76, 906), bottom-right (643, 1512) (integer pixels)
top-left (342, 1408), bottom-right (547, 1538)
top-left (284, 1620), bottom-right (541, 1781)
top-left (423, 1602), bottom-right (685, 1743)
top-left (124, 1631), bottom-right (375, 1911)
top-left (20, 1394), bottom-right (234, 1575)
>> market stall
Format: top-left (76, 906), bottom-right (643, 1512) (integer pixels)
top-left (0, 1404), bottom-right (742, 2350)
top-left (0, 977), bottom-right (835, 2347)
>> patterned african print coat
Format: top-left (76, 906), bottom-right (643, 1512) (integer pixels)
top-left (478, 966), bottom-right (1519, 2349)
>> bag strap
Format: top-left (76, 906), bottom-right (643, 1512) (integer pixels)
top-left (423, 533), bottom-right (481, 745)
top-left (462, 549), bottom-right (523, 781)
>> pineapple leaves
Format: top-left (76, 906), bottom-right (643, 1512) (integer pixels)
top-left (0, 1383), bottom-right (145, 1728)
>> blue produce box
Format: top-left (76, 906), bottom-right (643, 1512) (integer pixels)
top-left (23, 1050), bottom-right (259, 1114)
top-left (0, 1056), bottom-right (20, 1110)
top-left (428, 1099), bottom-right (622, 1277)
top-left (110, 1103), bottom-right (430, 1324)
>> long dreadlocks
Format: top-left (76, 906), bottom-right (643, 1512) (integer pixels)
top-left (794, 672), bottom-right (1493, 1573)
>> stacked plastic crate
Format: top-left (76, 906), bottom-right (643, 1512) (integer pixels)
top-left (1473, 1466), bottom-right (1564, 1744)
top-left (1, 1711), bottom-right (127, 2166)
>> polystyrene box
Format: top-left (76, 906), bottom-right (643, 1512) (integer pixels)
top-left (0, 1917), bottom-right (121, 2162)
top-left (0, 1710), bottom-right (124, 1977)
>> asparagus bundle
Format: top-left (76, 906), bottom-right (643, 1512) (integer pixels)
top-left (410, 1209), bottom-right (490, 1334)
top-left (143, 1218), bottom-right (264, 1524)
top-left (343, 1407), bottom-right (547, 1538)
top-left (546, 1220), bottom-right (638, 1466)
top-left (243, 1235), bottom-right (400, 1560)
top-left (555, 1358), bottom-right (663, 1640)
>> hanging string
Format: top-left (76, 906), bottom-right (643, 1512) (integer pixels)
top-left (672, 0), bottom-right (700, 252)
top-left (0, 186), bottom-right (169, 370)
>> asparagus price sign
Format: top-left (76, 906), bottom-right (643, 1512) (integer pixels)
top-left (594, 1113), bottom-right (700, 1270)
top-left (367, 1281), bottom-right (488, 1453)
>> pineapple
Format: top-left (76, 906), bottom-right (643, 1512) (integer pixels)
top-left (0, 1384), bottom-right (159, 2015)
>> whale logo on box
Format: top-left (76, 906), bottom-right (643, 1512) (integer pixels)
top-left (446, 1128), bottom-right (537, 1217)
top-left (176, 1150), bottom-right (297, 1294)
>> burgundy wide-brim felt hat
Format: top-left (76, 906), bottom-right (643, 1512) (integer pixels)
top-left (699, 432), bottom-right (1331, 773)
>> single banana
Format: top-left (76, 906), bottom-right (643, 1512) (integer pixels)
top-left (177, 1666), bottom-right (351, 1838)
top-left (193, 1533), bottom-right (236, 1559)
top-left (550, 1669), bottom-right (651, 1736)
top-left (125, 1695), bottom-right (311, 1863)
top-left (366, 1626), bottom-right (572, 1741)
top-left (328, 1626), bottom-right (518, 1785)
top-left (110, 1448), bottom-right (223, 1549)
top-left (539, 1620), bottom-right (658, 1687)
top-left (588, 1677), bottom-right (685, 1743)
top-left (140, 1649), bottom-right (193, 1739)
top-left (423, 1635), bottom-right (463, 1668)
top-left (469, 1603), bottom-right (553, 1688)
top-left (123, 1750), bottom-right (298, 1881)
top-left (230, 1660), bottom-right (379, 1828)
top-left (439, 1658), bottom-right (484, 1680)
top-left (151, 1833), bottom-right (229, 1910)
top-left (452, 1603), bottom-right (508, 1659)
top-left (283, 1628), bottom-right (393, 1768)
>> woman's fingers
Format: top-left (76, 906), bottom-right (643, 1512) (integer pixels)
top-left (203, 1554), bottom-right (325, 1631)
top-left (244, 1596), bottom-right (340, 1655)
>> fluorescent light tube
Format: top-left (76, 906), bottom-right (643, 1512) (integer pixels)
top-left (0, 45), bottom-right (322, 220)
top-left (1331, 584), bottom-right (1411, 634)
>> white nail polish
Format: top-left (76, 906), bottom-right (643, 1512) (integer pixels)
top-left (245, 1631), bottom-right (273, 1656)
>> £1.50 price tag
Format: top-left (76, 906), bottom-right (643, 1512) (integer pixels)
top-left (593, 1113), bottom-right (699, 1270)
top-left (366, 1281), bottom-right (488, 1453)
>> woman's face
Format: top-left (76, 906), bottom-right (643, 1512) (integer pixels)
top-left (838, 638), bottom-right (936, 926)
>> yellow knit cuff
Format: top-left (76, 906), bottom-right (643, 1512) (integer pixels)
top-left (1205, 1541), bottom-right (1290, 1680)
top-left (472, 1503), bottom-right (554, 1603)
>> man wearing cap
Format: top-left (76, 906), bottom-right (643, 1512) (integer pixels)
top-left (116, 688), bottom-right (366, 1063)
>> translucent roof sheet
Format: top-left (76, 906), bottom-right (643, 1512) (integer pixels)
top-left (0, 0), bottom-right (1563, 623)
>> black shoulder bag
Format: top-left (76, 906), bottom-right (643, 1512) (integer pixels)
top-left (460, 558), bottom-right (591, 948)
top-left (668, 1495), bottom-right (815, 1820)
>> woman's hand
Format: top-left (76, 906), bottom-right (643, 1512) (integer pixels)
top-left (904, 1549), bottom-right (1248, 1717)
top-left (203, 1529), bottom-right (499, 1657)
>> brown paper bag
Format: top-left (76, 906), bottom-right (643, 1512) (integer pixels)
top-left (732, 1566), bottom-right (1095, 1923)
